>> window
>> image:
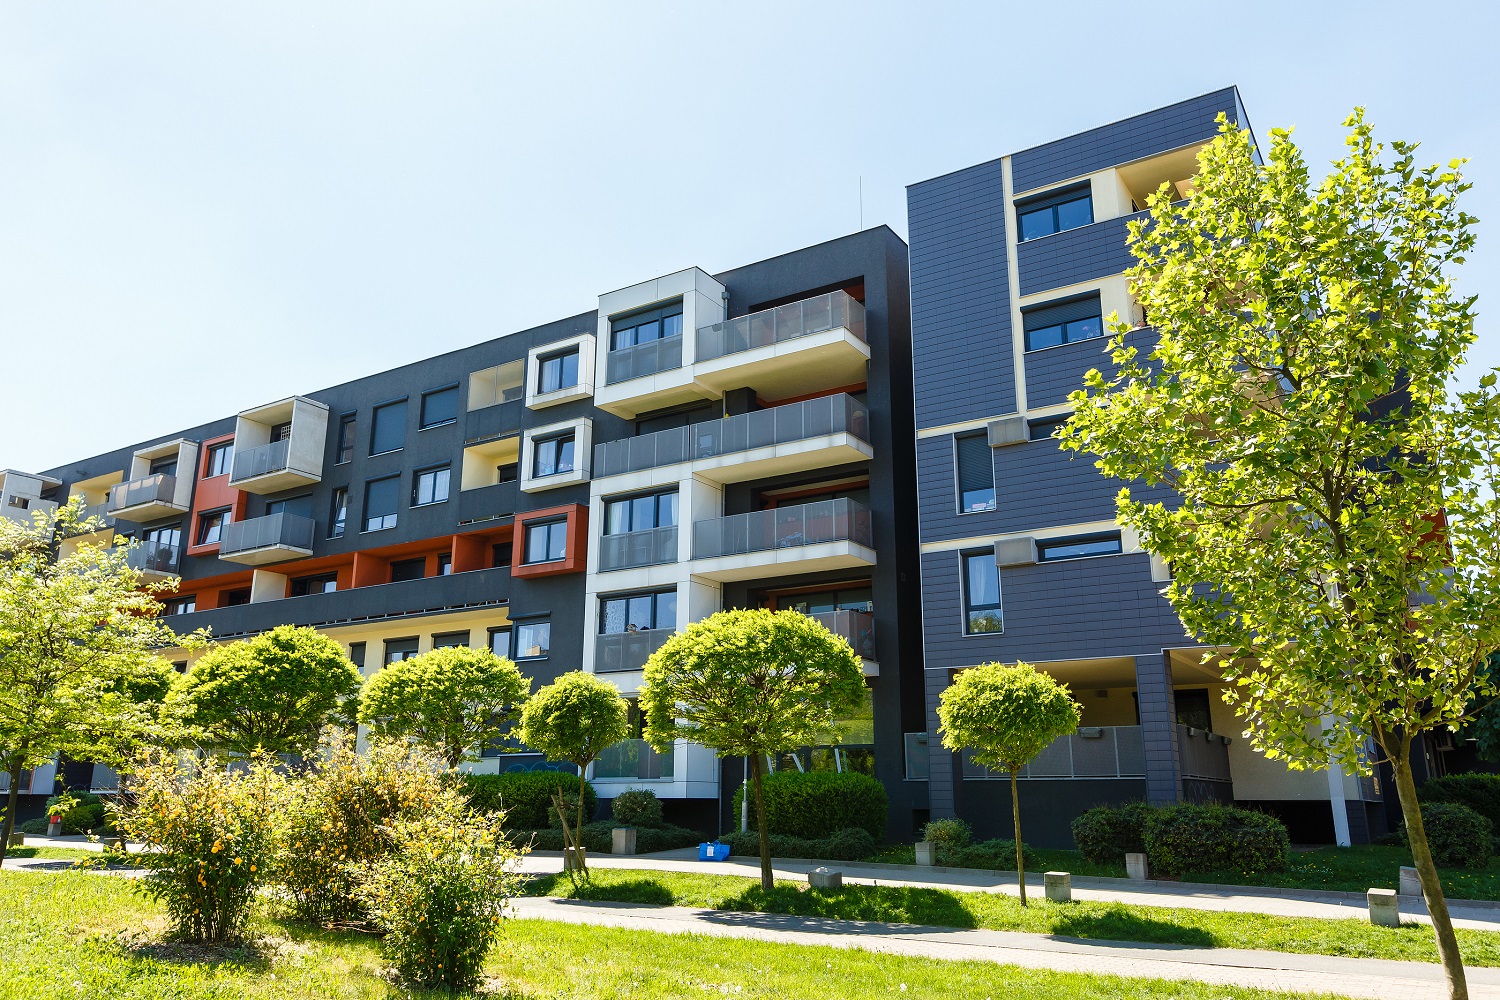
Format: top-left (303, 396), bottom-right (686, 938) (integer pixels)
top-left (496, 463), bottom-right (519, 485)
top-left (778, 586), bottom-right (873, 614)
top-left (437, 553), bottom-right (453, 576)
top-left (141, 524), bottom-right (181, 561)
top-left (491, 542), bottom-right (513, 568)
top-left (1016, 185), bottom-right (1093, 241)
top-left (963, 551), bottom-right (1003, 634)
top-left (149, 455), bottom-right (178, 477)
top-left (383, 638), bottom-right (419, 664)
top-left (955, 433), bottom-right (995, 513)
top-left (432, 630), bottom-right (470, 648)
top-left (636, 401), bottom-right (718, 436)
top-left (1023, 294), bottom-right (1104, 351)
top-left (363, 476), bottom-right (400, 531)
top-left (610, 302), bottom-right (683, 352)
top-left (488, 627), bottom-right (512, 657)
top-left (537, 349), bottom-right (579, 394)
top-left (605, 489), bottom-right (678, 534)
top-left (600, 589), bottom-right (677, 634)
top-left (196, 509), bottom-right (230, 545)
top-left (269, 421), bottom-right (293, 443)
top-left (1029, 416), bottom-right (1068, 441)
top-left (524, 519), bottom-right (568, 564)
top-left (348, 642), bottom-right (366, 669)
top-left (412, 465), bottom-right (451, 506)
top-left (1037, 533), bottom-right (1123, 562)
top-left (336, 413), bottom-right (356, 464)
top-left (532, 434), bottom-right (575, 478)
top-left (164, 596), bottom-right (196, 616)
top-left (420, 385), bottom-right (460, 428)
top-left (221, 588), bottom-right (251, 607)
top-left (370, 399), bottom-right (408, 455)
top-left (289, 573), bottom-right (338, 596)
top-left (172, 661), bottom-right (188, 674)
top-left (329, 487), bottom-right (349, 538)
top-left (266, 495), bottom-right (312, 518)
top-left (204, 442), bottom-right (233, 478)
top-left (514, 621), bottom-right (550, 659)
top-left (389, 557), bottom-right (426, 583)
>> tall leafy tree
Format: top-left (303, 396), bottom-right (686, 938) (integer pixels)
top-left (359, 645), bottom-right (531, 766)
top-left (1062, 110), bottom-right (1495, 999)
top-left (937, 662), bottom-right (1080, 905)
top-left (169, 624), bottom-right (362, 757)
top-left (0, 501), bottom-right (200, 864)
top-left (640, 609), bottom-right (866, 890)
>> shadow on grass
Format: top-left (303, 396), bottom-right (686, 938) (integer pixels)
top-left (115, 934), bottom-right (276, 972)
top-left (1049, 904), bottom-right (1216, 948)
top-left (525, 873), bottom-right (675, 906)
top-left (715, 885), bottom-right (980, 931)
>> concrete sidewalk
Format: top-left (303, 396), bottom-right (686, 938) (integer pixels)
top-left (511, 895), bottom-right (1498, 1000)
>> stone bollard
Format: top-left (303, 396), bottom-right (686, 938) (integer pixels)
top-left (1044, 871), bottom-right (1072, 903)
top-left (7, 832), bottom-right (23, 848)
top-left (914, 841), bottom-right (937, 866)
top-left (563, 847), bottom-right (586, 873)
top-left (1125, 852), bottom-right (1148, 881)
top-left (1399, 866), bottom-right (1422, 898)
top-left (1368, 888), bottom-right (1401, 927)
top-left (611, 827), bottom-right (637, 856)
top-left (808, 867), bottom-right (843, 890)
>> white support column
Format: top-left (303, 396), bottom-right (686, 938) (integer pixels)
top-left (1322, 715), bottom-right (1352, 847)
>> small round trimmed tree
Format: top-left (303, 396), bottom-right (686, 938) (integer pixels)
top-left (359, 645), bottom-right (531, 766)
top-left (518, 671), bottom-right (631, 872)
top-left (937, 662), bottom-right (1080, 905)
top-left (640, 609), bottom-right (866, 890)
top-left (169, 624), bottom-right (362, 757)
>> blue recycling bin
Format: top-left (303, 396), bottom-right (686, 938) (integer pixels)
top-left (698, 841), bottom-right (731, 862)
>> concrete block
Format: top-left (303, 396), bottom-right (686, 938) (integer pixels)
top-left (1368, 888), bottom-right (1400, 927)
top-left (987, 415), bottom-right (1027, 448)
top-left (808, 867), bottom-right (843, 890)
top-left (1125, 853), bottom-right (1148, 881)
top-left (563, 848), bottom-right (586, 873)
top-left (915, 841), bottom-right (937, 866)
top-left (6, 832), bottom-right (22, 848)
top-left (1044, 871), bottom-right (1072, 903)
top-left (611, 827), bottom-right (637, 856)
top-left (1399, 866), bottom-right (1422, 898)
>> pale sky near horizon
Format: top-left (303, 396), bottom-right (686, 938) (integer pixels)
top-left (2, 2), bottom-right (1496, 472)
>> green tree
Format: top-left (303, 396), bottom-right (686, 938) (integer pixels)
top-left (517, 671), bottom-right (630, 872)
top-left (936, 662), bottom-right (1080, 905)
top-left (169, 624), bottom-right (362, 757)
top-left (0, 500), bottom-right (201, 864)
top-left (1061, 111), bottom-right (1496, 999)
top-left (640, 609), bottom-right (866, 890)
top-left (358, 645), bottom-right (531, 766)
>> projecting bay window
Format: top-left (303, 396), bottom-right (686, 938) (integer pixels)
top-left (963, 550), bottom-right (1003, 635)
top-left (955, 432), bottom-right (996, 513)
top-left (1016, 184), bottom-right (1093, 241)
top-left (1023, 294), bottom-right (1103, 352)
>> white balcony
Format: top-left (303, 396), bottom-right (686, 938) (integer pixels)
top-left (690, 498), bottom-right (875, 583)
top-left (693, 290), bottom-right (869, 397)
top-left (229, 396), bottom-right (329, 494)
top-left (109, 440), bottom-right (198, 522)
top-left (217, 512), bottom-right (316, 566)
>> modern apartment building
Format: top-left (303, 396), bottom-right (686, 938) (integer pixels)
top-left (3, 227), bottom-right (924, 835)
top-left (905, 87), bottom-right (1395, 846)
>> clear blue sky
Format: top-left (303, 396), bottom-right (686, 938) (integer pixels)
top-left (2, 1), bottom-right (1495, 472)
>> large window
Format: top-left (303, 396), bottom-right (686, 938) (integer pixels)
top-left (532, 433), bottom-right (575, 478)
top-left (1016, 185), bottom-right (1093, 241)
top-left (963, 551), bottom-right (1003, 634)
top-left (389, 557), bottom-right (426, 582)
top-left (384, 638), bottom-right (419, 664)
top-left (1023, 294), bottom-right (1103, 351)
top-left (204, 442), bottom-right (233, 478)
top-left (955, 432), bottom-right (996, 513)
top-left (1037, 533), bottom-right (1122, 562)
top-left (370, 399), bottom-right (408, 455)
top-left (290, 572), bottom-right (337, 596)
top-left (488, 627), bottom-right (512, 657)
top-left (363, 475), bottom-right (400, 532)
top-left (524, 519), bottom-right (568, 564)
top-left (515, 621), bottom-right (550, 659)
top-left (336, 413), bottom-right (356, 464)
top-left (610, 302), bottom-right (683, 351)
top-left (164, 596), bottom-right (196, 616)
top-left (605, 489), bottom-right (677, 534)
top-left (329, 487), bottom-right (348, 538)
top-left (412, 465), bottom-right (451, 506)
top-left (600, 589), bottom-right (677, 634)
top-left (419, 385), bottom-right (459, 429)
top-left (196, 509), bottom-right (230, 545)
top-left (537, 348), bottom-right (579, 394)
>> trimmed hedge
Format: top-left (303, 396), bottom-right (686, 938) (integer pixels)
top-left (610, 789), bottom-right (664, 829)
top-left (730, 771), bottom-right (887, 840)
top-left (1418, 773), bottom-right (1500, 831)
top-left (945, 838), bottom-right (1035, 871)
top-left (919, 818), bottom-right (971, 855)
top-left (1142, 804), bottom-right (1289, 879)
top-left (510, 821), bottom-right (700, 854)
top-left (1413, 802), bottom-right (1493, 869)
top-left (1071, 802), bottom-right (1153, 864)
top-left (723, 826), bottom-right (877, 863)
top-left (460, 772), bottom-right (595, 830)
top-left (18, 792), bottom-right (111, 836)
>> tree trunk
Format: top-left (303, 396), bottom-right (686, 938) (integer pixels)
top-left (1011, 768), bottom-right (1026, 906)
top-left (575, 765), bottom-right (589, 875)
top-left (0, 760), bottom-right (22, 866)
top-left (1391, 740), bottom-right (1468, 1000)
top-left (751, 752), bottom-right (773, 891)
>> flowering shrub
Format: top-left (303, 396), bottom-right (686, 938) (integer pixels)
top-left (610, 788), bottom-right (664, 828)
top-left (358, 813), bottom-right (524, 992)
top-left (113, 749), bottom-right (284, 943)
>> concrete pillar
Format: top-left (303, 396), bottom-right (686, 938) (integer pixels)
top-left (924, 667), bottom-right (957, 818)
top-left (1399, 866), bottom-right (1422, 898)
top-left (808, 868), bottom-right (843, 889)
top-left (1368, 888), bottom-right (1400, 927)
top-left (1126, 853), bottom-right (1148, 881)
top-left (1322, 715), bottom-right (1353, 847)
top-left (1134, 653), bottom-right (1181, 804)
top-left (1044, 872), bottom-right (1072, 903)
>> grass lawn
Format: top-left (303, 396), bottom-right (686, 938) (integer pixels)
top-left (0, 870), bottom-right (1327, 1000)
top-left (524, 867), bottom-right (1500, 967)
top-left (3, 845), bottom-right (108, 863)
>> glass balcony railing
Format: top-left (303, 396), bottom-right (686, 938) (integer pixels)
top-left (598, 525), bottom-right (678, 572)
top-left (594, 393), bottom-right (870, 478)
top-left (963, 725), bottom-right (1146, 779)
top-left (62, 501), bottom-right (115, 537)
top-left (126, 538), bottom-right (180, 576)
top-left (231, 439), bottom-right (292, 482)
top-left (594, 627), bottom-right (673, 673)
top-left (809, 609), bottom-right (875, 660)
top-left (696, 290), bottom-right (866, 363)
top-left (219, 512), bottom-right (316, 557)
top-left (108, 474), bottom-right (178, 513)
top-left (693, 498), bottom-right (872, 560)
top-left (605, 334), bottom-right (683, 385)
top-left (593, 737), bottom-right (674, 780)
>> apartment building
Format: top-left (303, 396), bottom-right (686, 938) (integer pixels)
top-left (1, 228), bottom-right (924, 834)
top-left (905, 88), bottom-right (1394, 846)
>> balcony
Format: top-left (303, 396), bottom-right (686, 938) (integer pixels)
top-left (594, 627), bottom-right (673, 674)
top-left (605, 334), bottom-right (683, 385)
top-left (464, 400), bottom-right (522, 445)
top-left (217, 512), bottom-right (316, 566)
top-left (963, 725), bottom-right (1145, 779)
top-left (228, 396), bottom-right (329, 494)
top-left (594, 393), bottom-right (872, 484)
top-left (457, 481), bottom-right (518, 525)
top-left (62, 501), bottom-right (115, 538)
top-left (593, 738), bottom-right (675, 780)
top-left (230, 439), bottom-right (322, 494)
top-left (1177, 724), bottom-right (1232, 782)
top-left (691, 498), bottom-right (875, 582)
top-left (809, 609), bottom-right (875, 662)
top-left (109, 474), bottom-right (189, 522)
top-left (694, 290), bottom-right (870, 397)
top-left (127, 537), bottom-right (181, 581)
top-left (598, 525), bottom-right (678, 572)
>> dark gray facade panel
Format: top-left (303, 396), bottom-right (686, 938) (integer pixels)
top-left (1135, 653), bottom-right (1182, 804)
top-left (1023, 327), bottom-right (1159, 410)
top-left (1016, 215), bottom-right (1136, 297)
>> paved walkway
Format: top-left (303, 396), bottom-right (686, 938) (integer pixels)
top-left (512, 896), bottom-right (1500, 1000)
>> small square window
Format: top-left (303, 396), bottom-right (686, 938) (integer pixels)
top-left (412, 465), bottom-right (451, 506)
top-left (514, 621), bottom-right (550, 659)
top-left (537, 349), bottom-right (579, 395)
top-left (532, 434), bottom-right (575, 478)
top-left (196, 509), bottom-right (230, 545)
top-left (204, 442), bottom-right (234, 478)
top-left (524, 520), bottom-right (568, 564)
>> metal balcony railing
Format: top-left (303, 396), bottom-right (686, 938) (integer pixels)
top-left (457, 481), bottom-right (518, 524)
top-left (697, 290), bottom-right (866, 362)
top-left (1177, 724), bottom-right (1232, 781)
top-left (809, 609), bottom-right (875, 660)
top-left (693, 498), bottom-right (872, 561)
top-left (594, 393), bottom-right (870, 478)
top-left (464, 400), bottom-right (522, 445)
top-left (605, 334), bottom-right (683, 385)
top-left (219, 512), bottom-right (316, 557)
top-left (594, 627), bottom-right (673, 673)
top-left (963, 726), bottom-right (1146, 779)
top-left (127, 538), bottom-right (181, 575)
top-left (593, 738), bottom-right (675, 780)
top-left (108, 473), bottom-right (178, 513)
top-left (231, 439), bottom-right (291, 482)
top-left (598, 525), bottom-right (678, 571)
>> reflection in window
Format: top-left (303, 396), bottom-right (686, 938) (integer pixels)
top-left (1037, 533), bottom-right (1122, 561)
top-left (963, 551), bottom-right (1003, 634)
top-left (537, 349), bottom-right (579, 394)
top-left (533, 434), bottom-right (575, 477)
top-left (515, 621), bottom-right (550, 659)
top-left (600, 589), bottom-right (677, 633)
top-left (605, 489), bottom-right (677, 534)
top-left (524, 519), bottom-right (568, 564)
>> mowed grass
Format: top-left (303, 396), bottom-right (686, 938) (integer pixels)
top-left (523, 867), bottom-right (1500, 967)
top-left (3, 845), bottom-right (108, 863)
top-left (0, 870), bottom-right (1329, 1000)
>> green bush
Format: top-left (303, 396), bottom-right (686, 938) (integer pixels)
top-left (38, 791), bottom-right (111, 835)
top-left (1071, 802), bottom-right (1154, 864)
top-left (1142, 804), bottom-right (1289, 879)
top-left (460, 771), bottom-right (595, 830)
top-left (1412, 802), bottom-right (1494, 869)
top-left (511, 821), bottom-right (699, 854)
top-left (723, 826), bottom-right (877, 862)
top-left (1418, 773), bottom-right (1500, 831)
top-left (611, 789), bottom-right (664, 828)
top-left (729, 771), bottom-right (887, 840)
top-left (946, 838), bottom-right (1035, 871)
top-left (920, 818), bottom-right (971, 856)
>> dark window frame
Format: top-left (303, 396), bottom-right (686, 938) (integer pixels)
top-left (513, 620), bottom-right (551, 660)
top-left (289, 572), bottom-right (338, 597)
top-left (1028, 416), bottom-right (1068, 441)
top-left (1037, 532), bottom-right (1123, 562)
top-left (536, 347), bottom-right (580, 395)
top-left (388, 557), bottom-right (427, 583)
top-left (328, 487), bottom-right (349, 538)
top-left (523, 518), bottom-right (569, 565)
top-left (962, 550), bottom-right (1003, 635)
top-left (383, 637), bottom-right (420, 665)
top-left (1015, 184), bottom-right (1094, 242)
top-left (369, 398), bottom-right (409, 456)
top-left (362, 475), bottom-right (401, 532)
top-left (609, 300), bottom-right (684, 352)
top-left (954, 432), bottom-right (996, 514)
top-left (603, 488), bottom-right (678, 535)
top-left (419, 384), bottom-right (460, 429)
top-left (599, 588), bottom-right (678, 634)
top-left (532, 433), bottom-right (576, 478)
top-left (204, 441), bottom-right (234, 478)
top-left (164, 595), bottom-right (197, 616)
top-left (195, 508), bottom-right (231, 545)
top-left (411, 464), bottom-right (452, 507)
top-left (335, 412), bottom-right (357, 465)
top-left (1022, 293), bottom-right (1104, 352)
top-left (488, 626), bottom-right (512, 658)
